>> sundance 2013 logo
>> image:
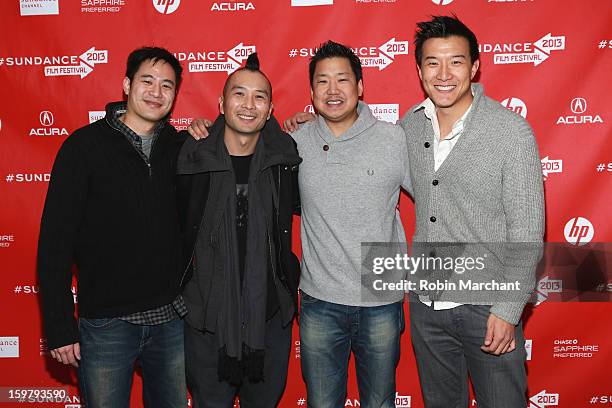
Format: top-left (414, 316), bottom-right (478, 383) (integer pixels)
top-left (0, 47), bottom-right (108, 79)
top-left (479, 33), bottom-right (565, 66)
top-left (529, 390), bottom-right (559, 408)
top-left (174, 44), bottom-right (256, 75)
top-left (289, 38), bottom-right (409, 71)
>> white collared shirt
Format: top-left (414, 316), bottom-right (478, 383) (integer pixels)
top-left (415, 91), bottom-right (473, 309)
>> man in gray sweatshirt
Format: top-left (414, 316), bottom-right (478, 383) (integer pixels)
top-left (292, 41), bottom-right (411, 408)
top-left (399, 16), bottom-right (544, 407)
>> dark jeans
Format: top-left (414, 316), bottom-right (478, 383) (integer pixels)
top-left (78, 316), bottom-right (186, 408)
top-left (185, 311), bottom-right (292, 408)
top-left (299, 292), bottom-right (404, 408)
top-left (409, 299), bottom-right (527, 408)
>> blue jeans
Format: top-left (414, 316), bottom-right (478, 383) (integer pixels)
top-left (299, 292), bottom-right (404, 408)
top-left (78, 316), bottom-right (187, 408)
top-left (409, 299), bottom-right (527, 408)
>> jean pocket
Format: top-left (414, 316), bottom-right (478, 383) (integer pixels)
top-left (79, 317), bottom-right (118, 329)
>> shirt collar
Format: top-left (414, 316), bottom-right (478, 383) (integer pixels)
top-left (106, 101), bottom-right (166, 143)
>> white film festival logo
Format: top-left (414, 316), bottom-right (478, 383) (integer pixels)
top-left (540, 156), bottom-right (562, 180)
top-left (529, 390), bottom-right (559, 408)
top-left (303, 105), bottom-right (315, 114)
top-left (44, 47), bottom-right (108, 79)
top-left (500, 97), bottom-right (527, 118)
top-left (153, 0), bottom-right (180, 14)
top-left (185, 43), bottom-right (256, 75)
top-left (395, 392), bottom-right (411, 407)
top-left (481, 33), bottom-right (565, 66)
top-left (369, 104), bottom-right (399, 123)
top-left (535, 276), bottom-right (562, 305)
top-left (88, 111), bottom-right (105, 124)
top-left (431, 0), bottom-right (453, 5)
top-left (360, 38), bottom-right (409, 71)
top-left (289, 39), bottom-right (408, 70)
top-left (0, 337), bottom-right (19, 358)
top-left (564, 217), bottom-right (594, 246)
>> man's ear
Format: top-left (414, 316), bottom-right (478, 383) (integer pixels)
top-left (122, 77), bottom-right (131, 97)
top-left (267, 102), bottom-right (273, 120)
top-left (471, 59), bottom-right (480, 80)
top-left (219, 96), bottom-right (224, 114)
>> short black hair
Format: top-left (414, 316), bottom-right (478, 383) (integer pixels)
top-left (309, 40), bottom-right (363, 86)
top-left (125, 47), bottom-right (183, 88)
top-left (414, 15), bottom-right (479, 66)
top-left (222, 52), bottom-right (272, 99)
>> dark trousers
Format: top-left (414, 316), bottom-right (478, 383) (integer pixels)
top-left (409, 299), bottom-right (527, 408)
top-left (78, 317), bottom-right (186, 408)
top-left (185, 311), bottom-right (292, 408)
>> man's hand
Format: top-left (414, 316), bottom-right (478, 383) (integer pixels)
top-left (50, 343), bottom-right (81, 367)
top-left (283, 112), bottom-right (316, 133)
top-left (187, 118), bottom-right (212, 140)
top-left (481, 314), bottom-right (516, 355)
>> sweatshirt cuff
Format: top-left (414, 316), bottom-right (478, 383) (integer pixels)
top-left (489, 301), bottom-right (526, 326)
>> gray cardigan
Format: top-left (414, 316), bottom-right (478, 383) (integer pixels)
top-left (399, 83), bottom-right (545, 325)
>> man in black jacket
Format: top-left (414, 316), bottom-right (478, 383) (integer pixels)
top-left (176, 53), bottom-right (301, 408)
top-left (37, 47), bottom-right (187, 407)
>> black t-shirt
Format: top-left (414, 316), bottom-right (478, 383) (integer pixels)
top-left (230, 154), bottom-right (252, 282)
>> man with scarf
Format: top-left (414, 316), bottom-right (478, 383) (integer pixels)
top-left (176, 53), bottom-right (301, 408)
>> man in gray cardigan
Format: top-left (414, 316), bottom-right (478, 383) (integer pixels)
top-left (399, 16), bottom-right (544, 407)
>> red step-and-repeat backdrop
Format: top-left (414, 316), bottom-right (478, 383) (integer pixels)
top-left (1, 0), bottom-right (611, 407)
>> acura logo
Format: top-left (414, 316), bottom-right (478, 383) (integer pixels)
top-left (39, 111), bottom-right (54, 127)
top-left (570, 97), bottom-right (587, 114)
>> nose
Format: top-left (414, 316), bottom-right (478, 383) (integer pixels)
top-left (437, 62), bottom-right (452, 81)
top-left (327, 80), bottom-right (340, 94)
top-left (150, 81), bottom-right (162, 97)
top-left (243, 94), bottom-right (256, 109)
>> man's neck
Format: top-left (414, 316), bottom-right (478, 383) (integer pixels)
top-left (120, 112), bottom-right (157, 136)
top-left (324, 110), bottom-right (359, 138)
top-left (224, 127), bottom-right (259, 156)
top-left (436, 95), bottom-right (473, 140)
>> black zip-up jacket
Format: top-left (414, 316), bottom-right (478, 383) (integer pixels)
top-left (176, 115), bottom-right (301, 330)
top-left (37, 104), bottom-right (186, 350)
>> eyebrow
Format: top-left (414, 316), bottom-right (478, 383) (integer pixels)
top-left (315, 71), bottom-right (350, 77)
top-left (230, 85), bottom-right (269, 95)
top-left (139, 74), bottom-right (175, 86)
top-left (424, 55), bottom-right (467, 60)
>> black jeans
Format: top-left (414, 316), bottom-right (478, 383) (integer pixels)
top-left (185, 311), bottom-right (292, 408)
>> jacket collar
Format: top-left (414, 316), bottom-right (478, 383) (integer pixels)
top-left (314, 101), bottom-right (377, 143)
top-left (177, 114), bottom-right (301, 175)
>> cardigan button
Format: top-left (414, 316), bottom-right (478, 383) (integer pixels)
top-left (283, 229), bottom-right (289, 234)
top-left (432, 179), bottom-right (439, 186)
top-left (323, 145), bottom-right (329, 151)
top-left (424, 142), bottom-right (430, 148)
top-left (430, 216), bottom-right (437, 223)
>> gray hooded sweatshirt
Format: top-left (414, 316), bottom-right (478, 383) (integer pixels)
top-left (291, 101), bottom-right (412, 306)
